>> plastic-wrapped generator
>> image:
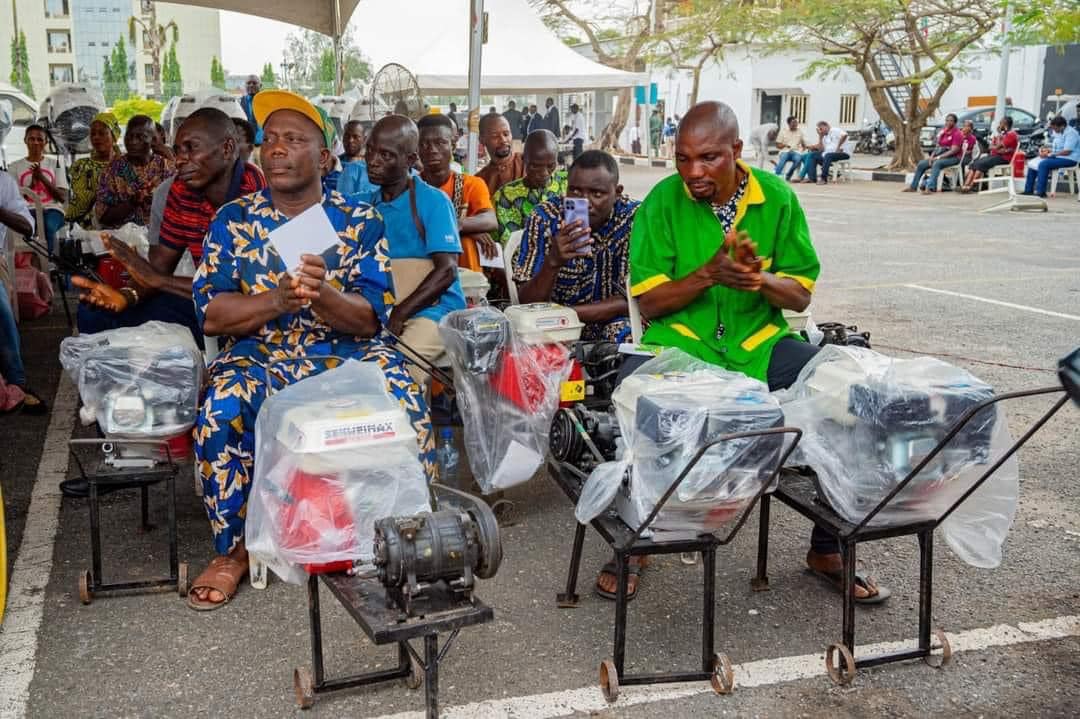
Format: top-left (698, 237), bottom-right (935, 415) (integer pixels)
top-left (246, 360), bottom-right (431, 583)
top-left (59, 321), bottom-right (203, 441)
top-left (577, 350), bottom-right (786, 540)
top-left (439, 304), bottom-right (577, 494)
top-left (780, 345), bottom-right (1018, 567)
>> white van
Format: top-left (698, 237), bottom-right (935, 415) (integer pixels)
top-left (0, 83), bottom-right (39, 169)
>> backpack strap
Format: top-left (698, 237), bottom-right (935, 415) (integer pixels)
top-left (407, 175), bottom-right (426, 243)
top-left (451, 172), bottom-right (466, 217)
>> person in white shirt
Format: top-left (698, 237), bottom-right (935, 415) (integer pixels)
top-left (799, 121), bottom-right (848, 184)
top-left (629, 124), bottom-right (641, 155)
top-left (748, 122), bottom-right (779, 168)
top-left (774, 116), bottom-right (808, 180)
top-left (567, 103), bottom-right (587, 161)
top-left (8, 124), bottom-right (68, 252)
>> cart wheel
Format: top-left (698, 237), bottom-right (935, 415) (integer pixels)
top-left (599, 658), bottom-right (619, 703)
top-left (490, 499), bottom-right (517, 527)
top-left (177, 562), bottom-right (189, 597)
top-left (406, 654), bottom-right (424, 690)
top-left (78, 570), bottom-right (93, 605)
top-left (924, 628), bottom-right (952, 668)
top-left (710, 652), bottom-right (735, 694)
top-left (825, 643), bottom-right (856, 686)
top-left (294, 667), bottom-right (315, 709)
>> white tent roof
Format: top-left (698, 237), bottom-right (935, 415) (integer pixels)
top-left (168, 0), bottom-right (362, 37)
top-left (353, 0), bottom-right (645, 93)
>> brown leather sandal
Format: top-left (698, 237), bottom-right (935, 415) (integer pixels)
top-left (187, 554), bottom-right (249, 611)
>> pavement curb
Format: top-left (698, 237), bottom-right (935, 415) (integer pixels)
top-left (615, 155), bottom-right (907, 182)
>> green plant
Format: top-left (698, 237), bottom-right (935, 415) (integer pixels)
top-left (111, 96), bottom-right (164, 125)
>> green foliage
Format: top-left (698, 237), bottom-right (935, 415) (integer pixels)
top-left (283, 28), bottom-right (371, 93)
top-left (210, 56), bottom-right (226, 90)
top-left (317, 49), bottom-right (336, 93)
top-left (111, 97), bottom-right (164, 125)
top-left (104, 36), bottom-right (131, 106)
top-left (9, 30), bottom-right (34, 98)
top-left (260, 62), bottom-right (277, 89)
top-left (1012, 0), bottom-right (1080, 45)
top-left (162, 43), bottom-right (183, 98)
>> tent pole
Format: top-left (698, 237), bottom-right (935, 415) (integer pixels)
top-left (333, 0), bottom-right (344, 95)
top-left (466, 0), bottom-right (485, 173)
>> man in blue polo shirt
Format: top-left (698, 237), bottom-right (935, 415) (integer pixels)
top-left (360, 114), bottom-right (465, 383)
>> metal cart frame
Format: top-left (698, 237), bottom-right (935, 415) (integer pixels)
top-left (753, 386), bottom-right (1069, 684)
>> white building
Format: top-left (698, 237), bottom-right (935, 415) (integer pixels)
top-left (1, 0), bottom-right (222, 101)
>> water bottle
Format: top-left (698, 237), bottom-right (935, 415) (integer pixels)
top-left (436, 427), bottom-right (460, 486)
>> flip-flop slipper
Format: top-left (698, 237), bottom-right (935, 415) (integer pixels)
top-left (809, 567), bottom-right (892, 605)
top-left (187, 555), bottom-right (247, 611)
top-left (594, 560), bottom-right (643, 601)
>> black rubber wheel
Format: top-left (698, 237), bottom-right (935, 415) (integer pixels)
top-left (924, 628), bottom-right (952, 668)
top-left (600, 658), bottom-right (619, 703)
top-left (177, 562), bottom-right (189, 597)
top-left (825, 643), bottom-right (857, 686)
top-left (294, 666), bottom-right (315, 709)
top-left (710, 652), bottom-right (735, 694)
top-left (78, 570), bottom-right (92, 606)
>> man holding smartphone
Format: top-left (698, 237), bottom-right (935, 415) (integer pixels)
top-left (512, 150), bottom-right (637, 343)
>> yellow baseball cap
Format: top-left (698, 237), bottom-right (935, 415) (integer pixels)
top-left (251, 90), bottom-right (335, 148)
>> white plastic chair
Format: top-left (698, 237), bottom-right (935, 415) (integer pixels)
top-left (626, 276), bottom-right (643, 344)
top-left (828, 141), bottom-right (855, 183)
top-left (1049, 165), bottom-right (1078, 197)
top-left (975, 150), bottom-right (1047, 213)
top-left (503, 230), bottom-right (523, 305)
top-left (936, 164), bottom-right (963, 192)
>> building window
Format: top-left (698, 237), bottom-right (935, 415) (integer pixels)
top-left (49, 64), bottom-right (75, 86)
top-left (788, 95), bottom-right (808, 124)
top-left (145, 64), bottom-right (159, 82)
top-left (47, 30), bottom-right (71, 54)
top-left (44, 0), bottom-right (69, 18)
top-left (839, 94), bottom-right (859, 126)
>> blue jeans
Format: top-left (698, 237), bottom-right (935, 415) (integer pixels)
top-left (1024, 157), bottom-right (1078, 196)
top-left (0, 280), bottom-right (27, 387)
top-left (43, 208), bottom-right (65, 254)
top-left (77, 292), bottom-right (204, 349)
top-left (775, 150), bottom-right (803, 179)
top-left (910, 156), bottom-right (960, 191)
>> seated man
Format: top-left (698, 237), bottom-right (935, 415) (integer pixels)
top-left (493, 130), bottom-right (568, 245)
top-left (799, 121), bottom-right (847, 185)
top-left (1022, 115), bottom-right (1079, 198)
top-left (512, 150), bottom-right (635, 343)
top-left (774, 116), bottom-right (807, 181)
top-left (94, 114), bottom-right (175, 228)
top-left (601, 101), bottom-right (888, 603)
top-left (475, 113), bottom-right (524, 196)
top-left (417, 113), bottom-right (498, 272)
top-left (359, 115), bottom-right (465, 382)
top-left (72, 108), bottom-right (266, 347)
top-left (187, 91), bottom-right (435, 610)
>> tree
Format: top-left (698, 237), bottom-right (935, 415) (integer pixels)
top-left (260, 62), bottom-right (278, 89)
top-left (317, 49), bottom-right (336, 95)
top-left (111, 97), bottom-right (165, 125)
top-left (210, 56), bottom-right (226, 90)
top-left (780, 0), bottom-right (1001, 170)
top-left (162, 42), bottom-right (183, 98)
top-left (129, 3), bottom-right (178, 98)
top-left (1012, 0), bottom-right (1080, 45)
top-left (9, 30), bottom-right (34, 98)
top-left (283, 28), bottom-right (371, 93)
top-left (104, 36), bottom-right (131, 106)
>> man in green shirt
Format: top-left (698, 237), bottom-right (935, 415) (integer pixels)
top-left (595, 101), bottom-right (889, 604)
top-left (493, 130), bottom-right (568, 245)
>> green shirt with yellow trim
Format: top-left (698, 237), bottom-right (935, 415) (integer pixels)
top-left (629, 162), bottom-right (819, 382)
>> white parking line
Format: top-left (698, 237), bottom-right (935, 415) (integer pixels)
top-left (0, 375), bottom-right (77, 719)
top-left (371, 615), bottom-right (1080, 719)
top-left (904, 284), bottom-right (1080, 321)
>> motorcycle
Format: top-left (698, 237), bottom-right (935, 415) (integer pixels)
top-left (854, 120), bottom-right (888, 155)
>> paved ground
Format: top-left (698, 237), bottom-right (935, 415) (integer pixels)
top-left (2, 170), bottom-right (1079, 718)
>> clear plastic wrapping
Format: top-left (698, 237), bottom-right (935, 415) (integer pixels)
top-left (576, 349), bottom-right (786, 538)
top-left (59, 321), bottom-right (204, 438)
top-left (439, 307), bottom-right (573, 493)
top-left (779, 346), bottom-right (1017, 566)
top-left (246, 360), bottom-right (431, 582)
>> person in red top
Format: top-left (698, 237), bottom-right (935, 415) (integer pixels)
top-left (960, 115), bottom-right (1017, 193)
top-left (72, 108), bottom-right (266, 347)
top-left (904, 113), bottom-right (964, 193)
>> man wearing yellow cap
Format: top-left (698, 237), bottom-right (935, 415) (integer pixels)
top-left (186, 91), bottom-right (435, 611)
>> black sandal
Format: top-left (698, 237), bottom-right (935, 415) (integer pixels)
top-left (19, 388), bottom-right (48, 416)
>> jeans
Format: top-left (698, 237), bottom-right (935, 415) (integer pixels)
top-left (77, 292), bottom-right (204, 349)
top-left (1024, 156), bottom-right (1078, 196)
top-left (819, 152), bottom-right (850, 183)
top-left (42, 208), bottom-right (65, 254)
top-left (910, 156), bottom-right (960, 191)
top-left (775, 151), bottom-right (803, 179)
top-left (0, 280), bottom-right (26, 387)
top-left (572, 138), bottom-right (584, 160)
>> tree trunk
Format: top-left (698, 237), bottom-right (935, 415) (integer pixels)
top-left (598, 87), bottom-right (631, 152)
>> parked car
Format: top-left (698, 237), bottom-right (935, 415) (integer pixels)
top-left (0, 83), bottom-right (38, 169)
top-left (920, 105), bottom-right (1040, 152)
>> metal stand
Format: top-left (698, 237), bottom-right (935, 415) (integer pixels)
top-left (68, 439), bottom-right (188, 604)
top-left (295, 573), bottom-right (493, 718)
top-left (754, 387), bottom-right (1068, 684)
top-left (549, 426), bottom-right (803, 702)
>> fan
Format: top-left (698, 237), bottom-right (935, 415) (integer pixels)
top-left (38, 84), bottom-right (106, 156)
top-left (165, 91), bottom-right (245, 143)
top-left (0, 100), bottom-right (12, 169)
top-left (369, 63), bottom-right (424, 121)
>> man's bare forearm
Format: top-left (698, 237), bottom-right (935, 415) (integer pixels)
top-left (459, 209), bottom-right (497, 235)
top-left (758, 274), bottom-right (811, 312)
top-left (0, 208), bottom-right (32, 237)
top-left (637, 270), bottom-right (712, 320)
top-left (573, 296), bottom-right (627, 325)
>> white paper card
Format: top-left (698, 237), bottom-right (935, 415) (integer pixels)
top-left (267, 203), bottom-right (338, 271)
top-left (479, 241), bottom-right (504, 269)
top-left (490, 440), bottom-right (542, 490)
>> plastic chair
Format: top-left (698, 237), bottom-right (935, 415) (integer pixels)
top-left (626, 276), bottom-right (643, 344)
top-left (503, 230), bottom-right (523, 305)
top-left (975, 149), bottom-right (1047, 213)
top-left (1048, 165), bottom-right (1078, 197)
top-left (936, 164), bottom-right (963, 192)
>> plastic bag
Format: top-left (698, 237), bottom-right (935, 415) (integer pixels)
top-left (780, 345), bottom-right (1017, 566)
top-left (246, 360), bottom-right (431, 583)
top-left (576, 349), bottom-right (785, 539)
top-left (60, 322), bottom-right (204, 438)
top-left (439, 307), bottom-right (573, 493)
top-left (69, 224), bottom-right (150, 259)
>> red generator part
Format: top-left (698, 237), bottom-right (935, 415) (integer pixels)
top-left (491, 343), bottom-right (571, 413)
top-left (559, 358), bottom-right (585, 408)
top-left (1011, 151), bottom-right (1027, 178)
top-left (278, 468), bottom-right (356, 574)
top-left (96, 257), bottom-right (131, 291)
